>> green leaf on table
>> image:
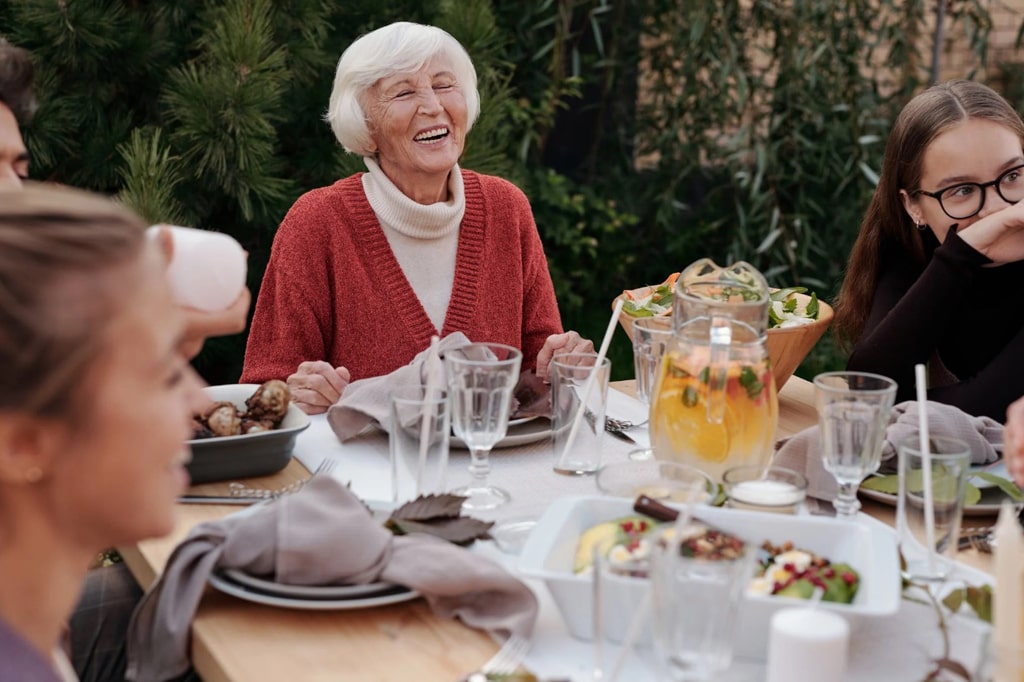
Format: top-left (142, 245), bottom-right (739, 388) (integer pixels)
top-left (966, 584), bottom-right (993, 623)
top-left (963, 482), bottom-right (982, 506)
top-left (942, 589), bottom-right (964, 613)
top-left (969, 472), bottom-right (1024, 502)
top-left (391, 493), bottom-right (467, 521)
top-left (942, 584), bottom-right (993, 624)
top-left (860, 474), bottom-right (899, 494)
top-left (385, 516), bottom-right (495, 546)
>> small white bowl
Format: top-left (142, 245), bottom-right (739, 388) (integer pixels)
top-left (187, 384), bottom-right (311, 484)
top-left (518, 496), bottom-right (900, 659)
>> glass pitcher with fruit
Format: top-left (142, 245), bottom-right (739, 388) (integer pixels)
top-left (648, 259), bottom-right (778, 481)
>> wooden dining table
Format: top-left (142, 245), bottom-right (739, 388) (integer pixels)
top-left (117, 376), bottom-right (995, 682)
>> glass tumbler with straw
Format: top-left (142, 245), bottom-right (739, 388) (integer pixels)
top-left (445, 343), bottom-right (522, 511)
top-left (814, 371), bottom-right (897, 517)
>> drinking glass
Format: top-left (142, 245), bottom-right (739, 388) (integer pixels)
top-left (631, 317), bottom-right (673, 405)
top-left (388, 384), bottom-right (450, 504)
top-left (814, 371), bottom-right (897, 517)
top-left (896, 436), bottom-right (971, 582)
top-left (552, 352), bottom-right (611, 476)
top-left (445, 343), bottom-right (522, 510)
top-left (591, 544), bottom-right (653, 681)
top-left (649, 524), bottom-right (754, 681)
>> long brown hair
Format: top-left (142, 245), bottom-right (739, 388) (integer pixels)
top-left (0, 183), bottom-right (147, 420)
top-left (0, 38), bottom-right (36, 123)
top-left (833, 80), bottom-right (1024, 347)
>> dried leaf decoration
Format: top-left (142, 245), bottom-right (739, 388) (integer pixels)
top-left (391, 493), bottom-right (466, 521)
top-left (384, 493), bottom-right (494, 546)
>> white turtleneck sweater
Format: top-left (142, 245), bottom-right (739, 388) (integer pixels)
top-left (361, 158), bottom-right (465, 332)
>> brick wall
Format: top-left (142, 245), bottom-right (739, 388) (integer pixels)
top-left (939, 0), bottom-right (1024, 81)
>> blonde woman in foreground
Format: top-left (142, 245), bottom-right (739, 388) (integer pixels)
top-left (0, 185), bottom-right (204, 681)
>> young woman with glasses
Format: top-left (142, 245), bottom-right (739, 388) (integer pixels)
top-left (834, 80), bottom-right (1024, 420)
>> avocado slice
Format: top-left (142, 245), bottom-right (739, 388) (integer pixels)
top-left (573, 515), bottom-right (656, 573)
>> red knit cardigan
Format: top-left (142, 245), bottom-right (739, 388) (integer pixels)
top-left (240, 170), bottom-right (564, 383)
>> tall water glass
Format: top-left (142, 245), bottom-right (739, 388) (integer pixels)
top-left (814, 371), bottom-right (897, 517)
top-left (445, 343), bottom-right (522, 510)
top-left (552, 353), bottom-right (611, 476)
top-left (631, 317), bottom-right (673, 404)
top-left (388, 384), bottom-right (450, 504)
top-left (649, 525), bottom-right (754, 681)
top-left (896, 436), bottom-right (971, 582)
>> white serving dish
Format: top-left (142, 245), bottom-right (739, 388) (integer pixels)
top-left (518, 495), bottom-right (901, 660)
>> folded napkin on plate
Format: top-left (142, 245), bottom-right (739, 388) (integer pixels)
top-left (124, 476), bottom-right (538, 682)
top-left (326, 332), bottom-right (471, 441)
top-left (772, 400), bottom-right (1003, 501)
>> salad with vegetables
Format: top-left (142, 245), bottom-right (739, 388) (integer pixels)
top-left (619, 274), bottom-right (821, 330)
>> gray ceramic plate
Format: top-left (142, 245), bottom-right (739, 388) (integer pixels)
top-left (209, 572), bottom-right (418, 610)
top-left (187, 384), bottom-right (311, 484)
top-left (221, 569), bottom-right (397, 599)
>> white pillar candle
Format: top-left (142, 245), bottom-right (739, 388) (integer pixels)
top-left (148, 225), bottom-right (247, 312)
top-left (727, 479), bottom-right (806, 514)
top-left (729, 479), bottom-right (804, 506)
top-left (993, 500), bottom-right (1024, 680)
top-left (766, 607), bottom-right (849, 682)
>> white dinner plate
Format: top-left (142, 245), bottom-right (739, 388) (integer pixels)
top-left (220, 569), bottom-right (398, 600)
top-left (210, 572), bottom-right (420, 610)
top-left (450, 417), bottom-right (551, 450)
top-left (859, 485), bottom-right (1018, 517)
top-left (507, 415), bottom-right (539, 428)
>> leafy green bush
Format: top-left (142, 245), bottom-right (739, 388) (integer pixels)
top-left (3, 0), bottom-right (1014, 383)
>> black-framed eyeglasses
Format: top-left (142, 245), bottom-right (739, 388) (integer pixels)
top-left (911, 164), bottom-right (1024, 220)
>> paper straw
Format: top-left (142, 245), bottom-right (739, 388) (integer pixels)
top-left (914, 363), bottom-right (937, 576)
top-left (558, 299), bottom-right (624, 466)
top-left (417, 335), bottom-right (441, 495)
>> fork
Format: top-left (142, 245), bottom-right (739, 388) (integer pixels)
top-left (227, 458), bottom-right (337, 499)
top-left (464, 635), bottom-right (530, 682)
top-left (959, 526), bottom-right (996, 553)
top-left (605, 416), bottom-right (648, 432)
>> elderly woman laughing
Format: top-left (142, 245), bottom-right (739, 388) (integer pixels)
top-left (241, 21), bottom-right (593, 414)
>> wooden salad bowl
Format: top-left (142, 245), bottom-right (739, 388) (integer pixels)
top-left (613, 285), bottom-right (834, 390)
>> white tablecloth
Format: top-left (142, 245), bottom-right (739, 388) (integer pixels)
top-left (291, 389), bottom-right (993, 681)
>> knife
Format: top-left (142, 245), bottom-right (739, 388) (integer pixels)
top-left (178, 494), bottom-right (266, 505)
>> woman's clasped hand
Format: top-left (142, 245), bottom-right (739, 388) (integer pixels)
top-left (238, 21), bottom-right (592, 414)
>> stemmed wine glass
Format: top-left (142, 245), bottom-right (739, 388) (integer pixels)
top-left (814, 371), bottom-right (897, 517)
top-left (445, 343), bottom-right (522, 510)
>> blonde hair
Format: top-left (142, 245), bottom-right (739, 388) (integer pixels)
top-left (326, 21), bottom-right (480, 156)
top-left (0, 183), bottom-right (147, 419)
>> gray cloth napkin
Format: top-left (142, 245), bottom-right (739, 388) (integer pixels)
top-left (124, 476), bottom-right (538, 682)
top-left (327, 332), bottom-right (471, 441)
top-left (772, 400), bottom-right (1003, 501)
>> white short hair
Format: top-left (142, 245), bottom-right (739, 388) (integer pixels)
top-left (326, 22), bottom-right (480, 157)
